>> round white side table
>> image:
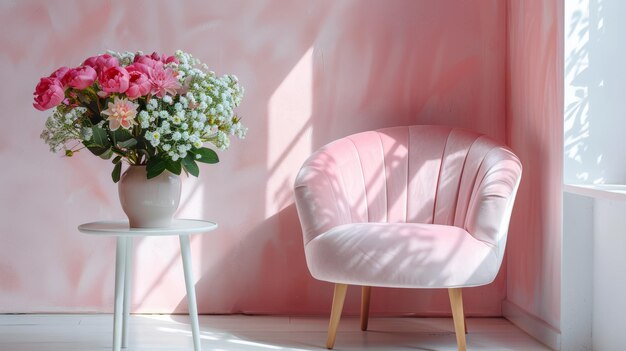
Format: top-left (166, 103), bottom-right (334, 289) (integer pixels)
top-left (78, 219), bottom-right (217, 351)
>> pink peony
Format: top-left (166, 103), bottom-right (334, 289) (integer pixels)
top-left (49, 66), bottom-right (70, 81)
top-left (99, 66), bottom-right (130, 94)
top-left (149, 66), bottom-right (181, 98)
top-left (33, 77), bottom-right (65, 111)
top-left (125, 64), bottom-right (152, 99)
top-left (149, 51), bottom-right (179, 64)
top-left (133, 55), bottom-right (163, 71)
top-left (101, 96), bottom-right (139, 131)
top-left (83, 54), bottom-right (119, 74)
top-left (62, 65), bottom-right (97, 90)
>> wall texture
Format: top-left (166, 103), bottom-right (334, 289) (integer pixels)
top-left (0, 0), bottom-right (508, 314)
top-left (506, 0), bottom-right (563, 330)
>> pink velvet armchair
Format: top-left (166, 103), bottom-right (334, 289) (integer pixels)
top-left (294, 125), bottom-right (522, 350)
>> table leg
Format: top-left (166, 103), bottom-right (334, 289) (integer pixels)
top-left (113, 237), bottom-right (127, 351)
top-left (122, 237), bottom-right (133, 348)
top-left (179, 235), bottom-right (201, 351)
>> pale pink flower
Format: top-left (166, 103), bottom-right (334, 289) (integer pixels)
top-left (149, 66), bottom-right (181, 98)
top-left (101, 96), bottom-right (139, 131)
top-left (99, 66), bottom-right (130, 94)
top-left (62, 65), bottom-right (97, 89)
top-left (33, 77), bottom-right (65, 111)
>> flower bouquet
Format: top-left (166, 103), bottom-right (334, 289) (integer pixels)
top-left (34, 50), bottom-right (246, 182)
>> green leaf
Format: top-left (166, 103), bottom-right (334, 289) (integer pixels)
top-left (117, 138), bottom-right (137, 149)
top-left (91, 126), bottom-right (110, 148)
top-left (112, 162), bottom-right (122, 183)
top-left (111, 128), bottom-right (133, 142)
top-left (98, 148), bottom-right (113, 160)
top-left (84, 126), bottom-right (111, 156)
top-left (165, 158), bottom-right (182, 175)
top-left (86, 146), bottom-right (110, 157)
top-left (193, 147), bottom-right (219, 164)
top-left (182, 155), bottom-right (199, 177)
top-left (112, 155), bottom-right (122, 164)
top-left (146, 156), bottom-right (167, 179)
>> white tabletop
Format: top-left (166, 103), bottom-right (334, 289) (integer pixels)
top-left (78, 219), bottom-right (218, 237)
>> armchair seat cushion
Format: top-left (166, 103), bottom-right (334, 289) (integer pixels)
top-left (305, 222), bottom-right (499, 289)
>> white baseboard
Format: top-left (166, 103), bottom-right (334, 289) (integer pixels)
top-left (502, 300), bottom-right (561, 350)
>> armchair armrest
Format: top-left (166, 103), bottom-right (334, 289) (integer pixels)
top-left (464, 148), bottom-right (522, 265)
top-left (294, 166), bottom-right (351, 245)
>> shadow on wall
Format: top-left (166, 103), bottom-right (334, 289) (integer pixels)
top-left (565, 0), bottom-right (626, 184)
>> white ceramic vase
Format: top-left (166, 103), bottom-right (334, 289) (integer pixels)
top-left (118, 165), bottom-right (182, 228)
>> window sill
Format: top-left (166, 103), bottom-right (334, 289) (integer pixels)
top-left (563, 184), bottom-right (626, 201)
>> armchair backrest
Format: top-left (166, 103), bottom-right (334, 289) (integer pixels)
top-left (294, 125), bottom-right (522, 263)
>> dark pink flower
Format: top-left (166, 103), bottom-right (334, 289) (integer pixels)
top-left (148, 51), bottom-right (179, 64)
top-left (99, 66), bottom-right (130, 93)
top-left (125, 64), bottom-right (152, 99)
top-left (62, 66), bottom-right (97, 90)
top-left (83, 54), bottom-right (119, 75)
top-left (149, 66), bottom-right (181, 98)
top-left (133, 55), bottom-right (163, 71)
top-left (33, 77), bottom-right (65, 111)
top-left (163, 55), bottom-right (178, 64)
top-left (49, 66), bottom-right (70, 81)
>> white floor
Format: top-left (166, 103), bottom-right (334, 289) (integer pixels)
top-left (0, 314), bottom-right (550, 351)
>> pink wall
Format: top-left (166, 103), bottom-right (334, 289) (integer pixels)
top-left (0, 0), bottom-right (508, 315)
top-left (506, 0), bottom-right (563, 329)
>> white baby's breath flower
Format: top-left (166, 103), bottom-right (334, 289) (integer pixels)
top-left (172, 132), bottom-right (182, 141)
top-left (162, 144), bottom-right (171, 151)
top-left (162, 95), bottom-right (173, 104)
top-left (81, 127), bottom-right (93, 141)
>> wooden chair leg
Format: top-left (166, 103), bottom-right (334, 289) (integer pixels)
top-left (360, 286), bottom-right (371, 331)
top-left (464, 315), bottom-right (468, 334)
top-left (448, 288), bottom-right (467, 351)
top-left (326, 284), bottom-right (348, 349)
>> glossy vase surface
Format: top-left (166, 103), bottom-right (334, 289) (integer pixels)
top-left (118, 165), bottom-right (181, 228)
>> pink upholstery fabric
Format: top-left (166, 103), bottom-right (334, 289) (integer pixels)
top-left (294, 126), bottom-right (521, 288)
